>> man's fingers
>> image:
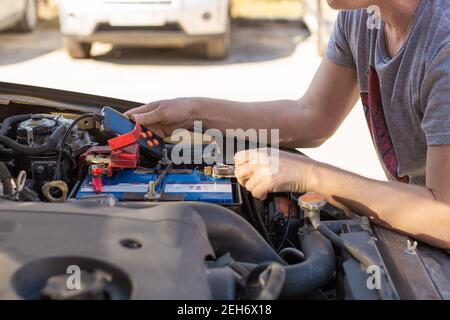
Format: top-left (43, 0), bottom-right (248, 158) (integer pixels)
top-left (124, 101), bottom-right (160, 116)
top-left (239, 170), bottom-right (268, 200)
top-left (249, 182), bottom-right (269, 201)
top-left (234, 150), bottom-right (254, 165)
top-left (234, 148), bottom-right (270, 166)
top-left (235, 164), bottom-right (258, 179)
top-left (244, 173), bottom-right (264, 193)
top-left (131, 108), bottom-right (164, 127)
top-left (235, 164), bottom-right (259, 186)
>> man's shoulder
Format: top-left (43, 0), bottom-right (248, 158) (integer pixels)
top-left (439, 0), bottom-right (450, 21)
top-left (334, 9), bottom-right (370, 46)
top-left (431, 0), bottom-right (450, 37)
top-left (423, 1), bottom-right (450, 69)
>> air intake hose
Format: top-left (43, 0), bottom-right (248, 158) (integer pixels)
top-left (181, 203), bottom-right (335, 298)
top-left (0, 114), bottom-right (32, 136)
top-left (0, 124), bottom-right (67, 156)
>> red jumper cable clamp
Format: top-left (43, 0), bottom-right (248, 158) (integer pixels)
top-left (82, 122), bottom-right (142, 193)
top-left (107, 121), bottom-right (142, 168)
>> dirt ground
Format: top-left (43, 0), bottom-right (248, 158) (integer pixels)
top-left (0, 21), bottom-right (386, 181)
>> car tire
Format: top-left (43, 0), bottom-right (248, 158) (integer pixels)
top-left (204, 15), bottom-right (231, 60)
top-left (64, 38), bottom-right (92, 59)
top-left (205, 35), bottom-right (230, 60)
top-left (16, 0), bottom-right (38, 33)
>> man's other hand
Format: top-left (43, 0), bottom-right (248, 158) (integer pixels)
top-left (234, 148), bottom-right (317, 200)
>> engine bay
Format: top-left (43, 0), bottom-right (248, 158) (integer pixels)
top-left (0, 97), bottom-right (446, 301)
top-left (0, 108), bottom-right (243, 206)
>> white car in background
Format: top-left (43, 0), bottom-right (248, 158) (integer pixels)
top-left (0, 0), bottom-right (37, 32)
top-left (59, 0), bottom-right (231, 59)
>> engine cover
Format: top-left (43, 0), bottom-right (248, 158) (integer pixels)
top-left (0, 203), bottom-right (215, 300)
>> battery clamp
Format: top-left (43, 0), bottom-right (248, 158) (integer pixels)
top-left (81, 121), bottom-right (142, 193)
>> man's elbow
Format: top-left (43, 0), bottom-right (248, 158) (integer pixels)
top-left (296, 131), bottom-right (333, 148)
top-left (281, 136), bottom-right (329, 149)
top-left (306, 136), bottom-right (329, 148)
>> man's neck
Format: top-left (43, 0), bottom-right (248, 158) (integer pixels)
top-left (377, 0), bottom-right (421, 57)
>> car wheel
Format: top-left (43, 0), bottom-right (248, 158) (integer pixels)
top-left (64, 37), bottom-right (92, 59)
top-left (16, 0), bottom-right (38, 33)
top-left (205, 35), bottom-right (230, 60)
top-left (204, 15), bottom-right (231, 60)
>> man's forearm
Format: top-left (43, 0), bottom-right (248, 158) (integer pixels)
top-left (192, 97), bottom-right (330, 148)
top-left (309, 162), bottom-right (450, 249)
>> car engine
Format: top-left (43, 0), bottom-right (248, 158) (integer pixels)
top-left (0, 106), bottom-right (400, 300)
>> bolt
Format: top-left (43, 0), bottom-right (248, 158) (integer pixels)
top-left (35, 165), bottom-right (45, 174)
top-left (149, 181), bottom-right (155, 194)
top-left (145, 180), bottom-right (160, 201)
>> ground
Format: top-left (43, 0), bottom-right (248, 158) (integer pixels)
top-left (0, 21), bottom-right (386, 181)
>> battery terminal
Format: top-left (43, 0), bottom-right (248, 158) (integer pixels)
top-left (145, 180), bottom-right (161, 201)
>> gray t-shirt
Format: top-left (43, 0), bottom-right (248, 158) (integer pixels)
top-left (326, 0), bottom-right (450, 185)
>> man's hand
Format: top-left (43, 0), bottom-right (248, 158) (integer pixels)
top-left (234, 148), bottom-right (316, 200)
top-left (124, 58), bottom-right (359, 148)
top-left (124, 98), bottom-right (197, 138)
top-left (235, 147), bottom-right (450, 249)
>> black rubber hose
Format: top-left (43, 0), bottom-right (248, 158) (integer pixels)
top-left (236, 232), bottom-right (335, 298)
top-left (315, 224), bottom-right (377, 269)
top-left (0, 124), bottom-right (66, 156)
top-left (281, 231), bottom-right (335, 297)
top-left (279, 247), bottom-right (305, 262)
top-left (182, 203), bottom-right (335, 298)
top-left (183, 202), bottom-right (286, 265)
top-left (0, 149), bottom-right (18, 157)
top-left (0, 114), bottom-right (32, 136)
top-left (0, 162), bottom-right (12, 196)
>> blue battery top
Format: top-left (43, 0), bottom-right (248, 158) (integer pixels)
top-left (76, 169), bottom-right (234, 204)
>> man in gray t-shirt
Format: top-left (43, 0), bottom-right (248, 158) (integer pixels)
top-left (326, 0), bottom-right (450, 185)
top-left (126, 0), bottom-right (450, 248)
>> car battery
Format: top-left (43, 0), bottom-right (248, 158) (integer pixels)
top-left (75, 169), bottom-right (236, 204)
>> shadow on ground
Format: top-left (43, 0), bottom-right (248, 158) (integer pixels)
top-left (0, 20), bottom-right (310, 66)
top-left (93, 20), bottom-right (310, 66)
top-left (0, 24), bottom-right (63, 66)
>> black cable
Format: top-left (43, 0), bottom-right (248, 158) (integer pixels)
top-left (243, 189), bottom-right (275, 248)
top-left (241, 189), bottom-right (259, 228)
top-left (53, 113), bottom-right (97, 181)
top-left (0, 162), bottom-right (13, 196)
top-left (286, 239), bottom-right (296, 248)
top-left (154, 162), bottom-right (173, 188)
top-left (276, 204), bottom-right (292, 252)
